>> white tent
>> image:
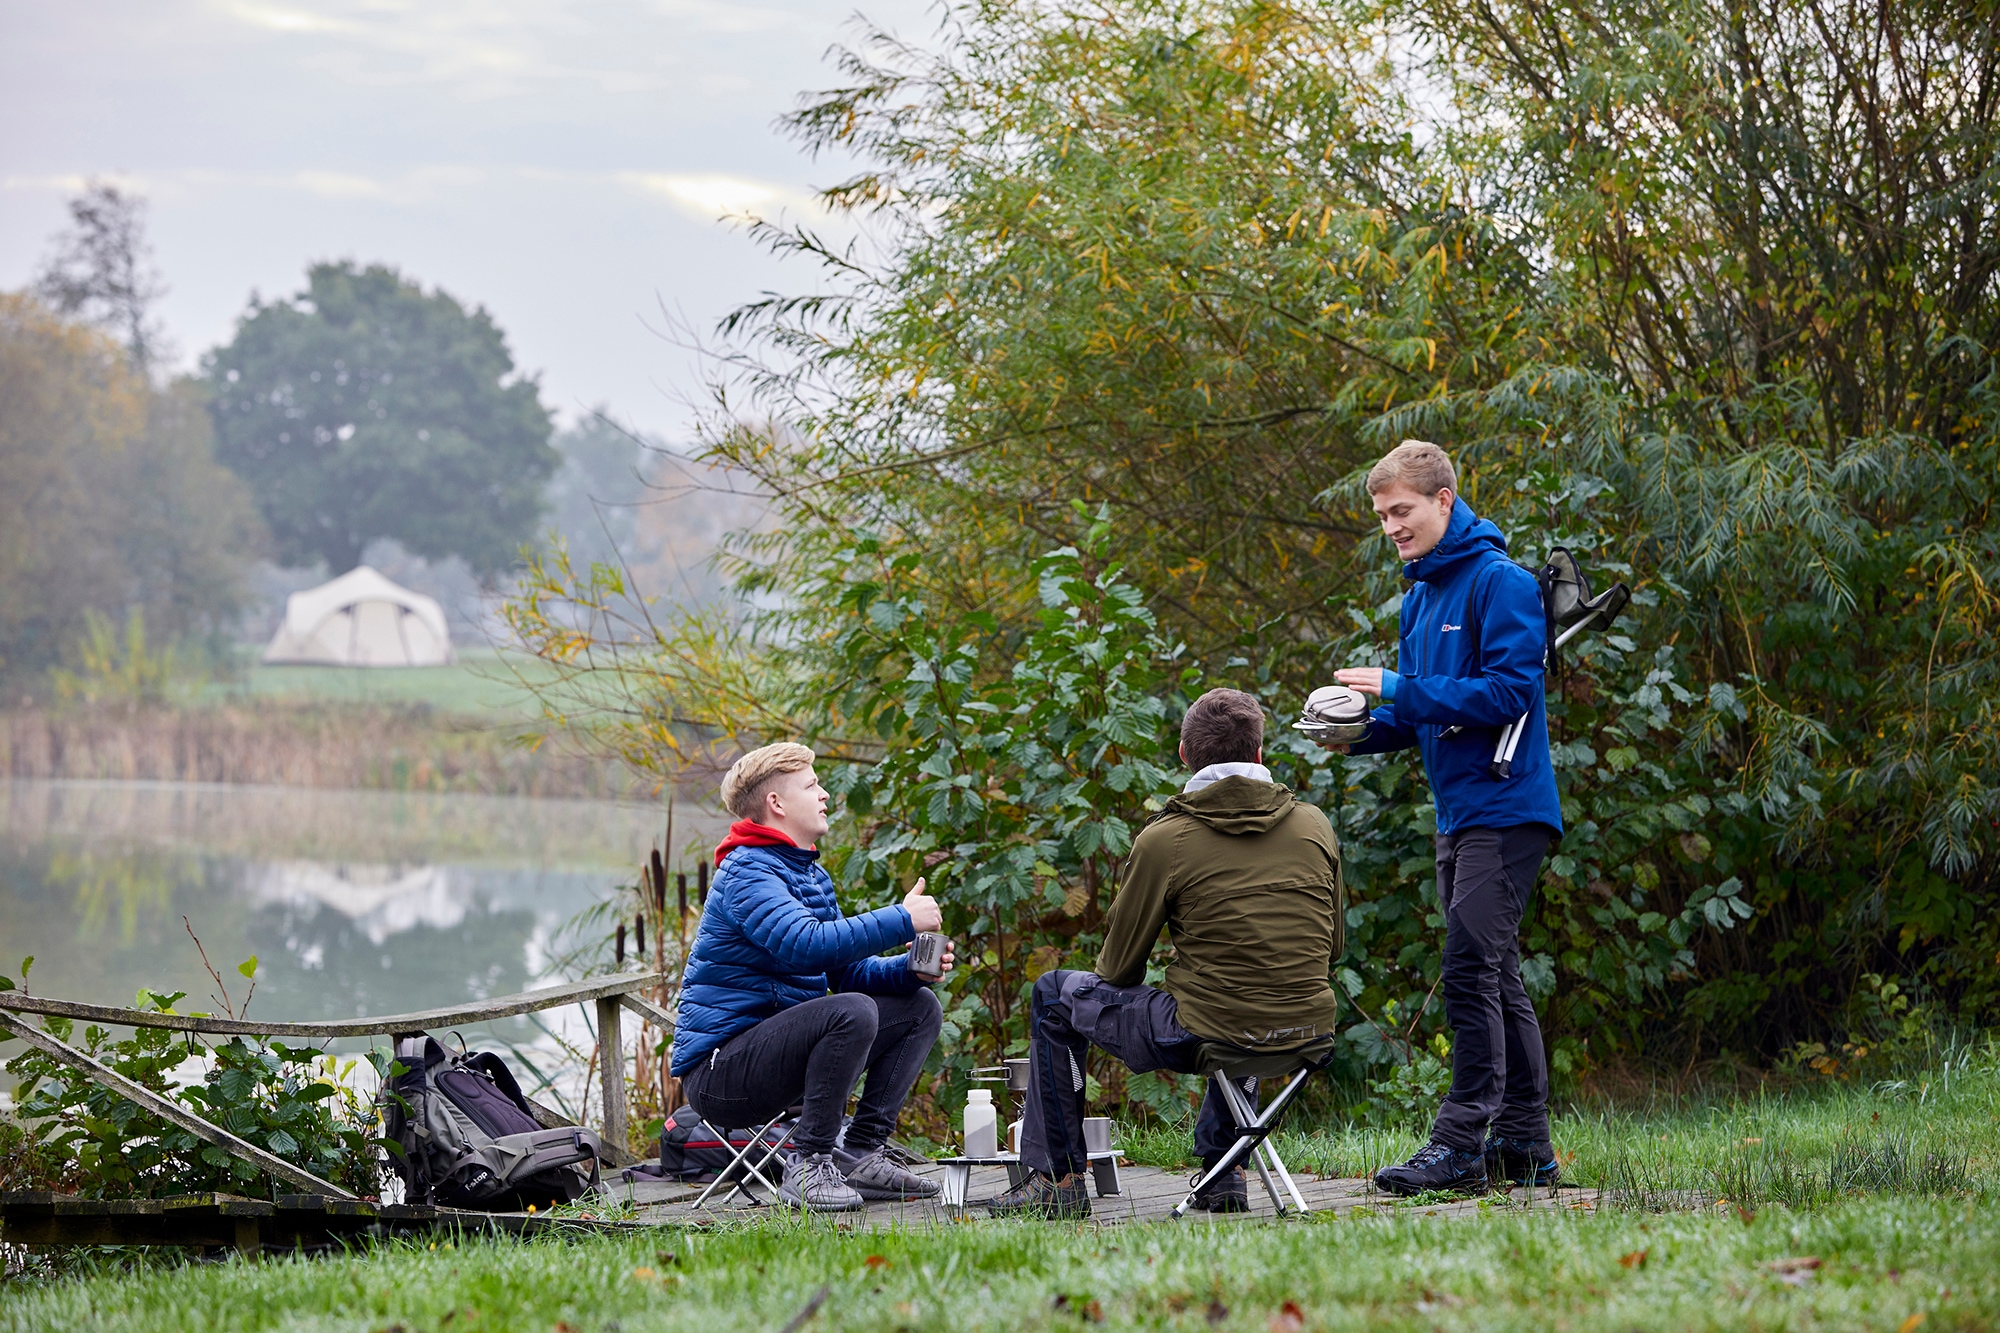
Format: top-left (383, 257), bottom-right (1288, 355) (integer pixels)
top-left (262, 566), bottom-right (454, 667)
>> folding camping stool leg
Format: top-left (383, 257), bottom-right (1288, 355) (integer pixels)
top-left (729, 1117), bottom-right (796, 1203)
top-left (1216, 1076), bottom-right (1311, 1214)
top-left (689, 1113), bottom-right (794, 1210)
top-left (1213, 1076), bottom-right (1292, 1216)
top-left (1171, 1061), bottom-right (1322, 1221)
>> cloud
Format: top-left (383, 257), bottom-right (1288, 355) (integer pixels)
top-left (1, 174), bottom-right (98, 193)
top-left (203, 0), bottom-right (794, 100)
top-left (292, 170), bottom-right (388, 199)
top-left (617, 171), bottom-right (826, 224)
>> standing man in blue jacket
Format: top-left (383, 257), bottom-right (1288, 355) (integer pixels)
top-left (1327, 440), bottom-right (1564, 1196)
top-left (672, 742), bottom-right (951, 1211)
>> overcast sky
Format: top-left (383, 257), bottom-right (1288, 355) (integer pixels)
top-left (0, 0), bottom-right (936, 437)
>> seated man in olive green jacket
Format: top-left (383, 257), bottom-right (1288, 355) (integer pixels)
top-left (986, 687), bottom-right (1344, 1220)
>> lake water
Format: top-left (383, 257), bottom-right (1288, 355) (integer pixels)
top-left (0, 780), bottom-right (725, 1104)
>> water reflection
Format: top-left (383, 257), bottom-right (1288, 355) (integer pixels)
top-left (1, 780), bottom-right (724, 1081)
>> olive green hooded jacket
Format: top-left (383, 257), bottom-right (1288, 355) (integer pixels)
top-left (1094, 775), bottom-right (1344, 1049)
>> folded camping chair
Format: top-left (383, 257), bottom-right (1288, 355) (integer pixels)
top-left (688, 1108), bottom-right (798, 1210)
top-left (1171, 1038), bottom-right (1338, 1220)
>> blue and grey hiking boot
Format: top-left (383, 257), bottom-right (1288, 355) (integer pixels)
top-left (1373, 1141), bottom-right (1489, 1197)
top-left (1485, 1136), bottom-right (1561, 1187)
top-left (835, 1146), bottom-right (941, 1200)
top-left (776, 1151), bottom-right (865, 1212)
top-left (984, 1170), bottom-right (1091, 1219)
top-left (1189, 1164), bottom-right (1249, 1213)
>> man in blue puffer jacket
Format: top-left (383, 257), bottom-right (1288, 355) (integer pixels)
top-left (672, 742), bottom-right (951, 1211)
top-left (1327, 440), bottom-right (1565, 1197)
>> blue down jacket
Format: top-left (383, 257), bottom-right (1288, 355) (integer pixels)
top-left (669, 844), bottom-right (919, 1075)
top-left (1347, 498), bottom-right (1564, 836)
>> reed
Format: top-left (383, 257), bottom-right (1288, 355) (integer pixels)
top-left (0, 701), bottom-right (645, 801)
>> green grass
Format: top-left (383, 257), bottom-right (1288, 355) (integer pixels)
top-left (1122, 1049), bottom-right (1995, 1215)
top-left (4, 1053), bottom-right (1997, 1331)
top-left (207, 649), bottom-right (561, 720)
top-left (2, 1200), bottom-right (1990, 1331)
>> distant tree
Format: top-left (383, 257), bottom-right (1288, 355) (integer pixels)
top-left (206, 262), bottom-right (558, 577)
top-left (0, 294), bottom-right (261, 686)
top-left (33, 181), bottom-right (168, 373)
top-left (543, 410), bottom-right (649, 572)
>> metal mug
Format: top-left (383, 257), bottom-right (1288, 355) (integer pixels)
top-left (911, 931), bottom-right (949, 981)
top-left (1002, 1057), bottom-right (1032, 1094)
top-left (1083, 1117), bottom-right (1113, 1156)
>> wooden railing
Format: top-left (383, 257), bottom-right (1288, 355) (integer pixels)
top-left (0, 972), bottom-right (674, 1200)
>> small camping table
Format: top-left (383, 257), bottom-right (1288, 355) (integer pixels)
top-left (936, 1149), bottom-right (1124, 1210)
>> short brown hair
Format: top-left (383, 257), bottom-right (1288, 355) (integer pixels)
top-left (1365, 439), bottom-right (1457, 497)
top-left (719, 742), bottom-right (816, 820)
top-left (1180, 688), bottom-right (1265, 771)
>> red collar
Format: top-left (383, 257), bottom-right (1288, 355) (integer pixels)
top-left (713, 819), bottom-right (810, 866)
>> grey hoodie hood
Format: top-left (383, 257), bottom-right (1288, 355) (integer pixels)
top-left (1161, 774), bottom-right (1297, 837)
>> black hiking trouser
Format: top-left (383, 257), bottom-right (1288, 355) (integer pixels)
top-left (1429, 824), bottom-right (1555, 1153)
top-left (1019, 970), bottom-right (1247, 1180)
top-left (679, 989), bottom-right (943, 1157)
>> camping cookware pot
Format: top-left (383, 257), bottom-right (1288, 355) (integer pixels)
top-left (1291, 684), bottom-right (1372, 745)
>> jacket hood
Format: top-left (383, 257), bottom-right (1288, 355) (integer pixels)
top-left (1403, 498), bottom-right (1508, 584)
top-left (1161, 774), bottom-right (1297, 835)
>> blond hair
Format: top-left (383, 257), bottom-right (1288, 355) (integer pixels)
top-left (719, 742), bottom-right (816, 821)
top-left (1365, 440), bottom-right (1457, 497)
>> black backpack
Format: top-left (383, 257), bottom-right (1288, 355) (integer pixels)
top-left (380, 1035), bottom-right (603, 1211)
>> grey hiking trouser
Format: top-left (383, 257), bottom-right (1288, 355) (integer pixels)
top-left (1430, 824), bottom-right (1554, 1153)
top-left (1019, 970), bottom-right (1248, 1179)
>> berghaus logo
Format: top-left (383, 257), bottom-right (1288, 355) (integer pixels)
top-left (1441, 623), bottom-right (1462, 632)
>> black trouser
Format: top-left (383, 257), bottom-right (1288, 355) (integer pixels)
top-left (1019, 970), bottom-right (1246, 1179)
top-left (679, 990), bottom-right (943, 1156)
top-left (1429, 824), bottom-right (1554, 1153)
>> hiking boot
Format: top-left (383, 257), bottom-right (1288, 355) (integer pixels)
top-left (1189, 1164), bottom-right (1248, 1213)
top-left (776, 1152), bottom-right (865, 1212)
top-left (1485, 1135), bottom-right (1561, 1188)
top-left (1373, 1141), bottom-right (1489, 1197)
top-left (836, 1146), bottom-right (942, 1200)
top-left (984, 1170), bottom-right (1091, 1220)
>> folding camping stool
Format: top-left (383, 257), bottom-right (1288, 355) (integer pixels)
top-left (1171, 1040), bottom-right (1336, 1220)
top-left (689, 1110), bottom-right (797, 1209)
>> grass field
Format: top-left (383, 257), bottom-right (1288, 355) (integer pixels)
top-left (208, 648), bottom-right (562, 720)
top-left (4, 1049), bottom-right (1996, 1331)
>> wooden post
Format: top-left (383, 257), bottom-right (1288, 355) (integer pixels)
top-left (595, 996), bottom-right (627, 1156)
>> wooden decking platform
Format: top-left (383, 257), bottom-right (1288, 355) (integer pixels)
top-left (608, 1163), bottom-right (1598, 1228)
top-left (0, 1191), bottom-right (644, 1255)
top-left (2, 1169), bottom-right (1595, 1253)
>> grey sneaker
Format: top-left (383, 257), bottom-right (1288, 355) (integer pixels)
top-left (776, 1151), bottom-right (865, 1212)
top-left (835, 1146), bottom-right (942, 1200)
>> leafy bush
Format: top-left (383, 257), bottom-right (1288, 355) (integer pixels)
top-left (510, 0), bottom-right (2000, 1083)
top-left (1, 978), bottom-right (390, 1199)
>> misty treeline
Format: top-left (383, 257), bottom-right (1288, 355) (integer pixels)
top-left (509, 0), bottom-right (2000, 1089)
top-left (0, 294), bottom-right (260, 692)
top-left (0, 186), bottom-right (737, 696)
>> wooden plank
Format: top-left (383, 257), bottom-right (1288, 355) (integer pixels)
top-left (618, 991), bottom-right (676, 1033)
top-left (596, 998), bottom-right (628, 1161)
top-left (0, 1011), bottom-right (358, 1200)
top-left (0, 972), bottom-right (665, 1039)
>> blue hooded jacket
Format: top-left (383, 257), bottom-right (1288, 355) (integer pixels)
top-left (669, 843), bottom-right (921, 1075)
top-left (1347, 498), bottom-right (1563, 836)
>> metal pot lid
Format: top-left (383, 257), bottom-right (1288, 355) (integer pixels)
top-left (1301, 684), bottom-right (1370, 725)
